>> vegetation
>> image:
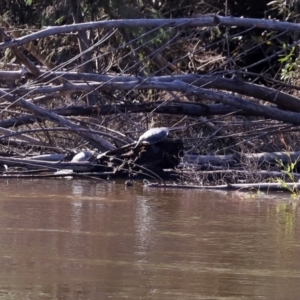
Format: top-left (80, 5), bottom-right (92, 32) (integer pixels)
top-left (1, 0), bottom-right (300, 190)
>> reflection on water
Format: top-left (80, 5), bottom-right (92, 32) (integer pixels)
top-left (0, 179), bottom-right (299, 299)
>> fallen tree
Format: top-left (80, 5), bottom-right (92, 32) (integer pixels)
top-left (1, 15), bottom-right (300, 191)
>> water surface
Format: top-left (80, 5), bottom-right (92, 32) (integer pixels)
top-left (0, 179), bottom-right (299, 299)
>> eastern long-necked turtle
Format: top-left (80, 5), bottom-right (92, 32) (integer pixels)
top-left (135, 126), bottom-right (185, 152)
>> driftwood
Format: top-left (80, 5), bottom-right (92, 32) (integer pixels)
top-left (0, 157), bottom-right (100, 172)
top-left (183, 151), bottom-right (300, 167)
top-left (1, 17), bottom-right (300, 161)
top-left (193, 169), bottom-right (300, 179)
top-left (0, 172), bottom-right (113, 179)
top-left (0, 139), bottom-right (184, 179)
top-left (144, 182), bottom-right (300, 192)
top-left (97, 139), bottom-right (184, 177)
top-left (0, 89), bottom-right (116, 152)
top-left (1, 16), bottom-right (300, 191)
top-left (1, 16), bottom-right (300, 52)
top-left (1, 145), bottom-right (300, 193)
top-left (0, 103), bottom-right (270, 130)
top-left (0, 147), bottom-right (298, 178)
top-left (3, 78), bottom-right (300, 125)
top-left (1, 72), bottom-right (300, 112)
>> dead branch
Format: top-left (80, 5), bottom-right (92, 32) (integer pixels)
top-left (183, 151), bottom-right (300, 167)
top-left (2, 72), bottom-right (299, 111)
top-left (144, 182), bottom-right (300, 191)
top-left (2, 16), bottom-right (300, 51)
top-left (0, 90), bottom-right (115, 152)
top-left (0, 28), bottom-right (41, 77)
top-left (0, 156), bottom-right (101, 172)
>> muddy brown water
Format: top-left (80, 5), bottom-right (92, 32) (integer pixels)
top-left (0, 179), bottom-right (299, 299)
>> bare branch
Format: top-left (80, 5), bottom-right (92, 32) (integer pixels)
top-left (0, 16), bottom-right (300, 51)
top-left (0, 90), bottom-right (115, 151)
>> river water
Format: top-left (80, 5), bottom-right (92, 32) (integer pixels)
top-left (0, 179), bottom-right (299, 299)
